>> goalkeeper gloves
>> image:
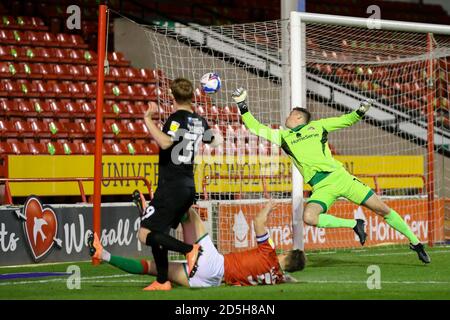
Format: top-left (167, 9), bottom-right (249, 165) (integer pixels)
top-left (356, 98), bottom-right (373, 117)
top-left (232, 87), bottom-right (249, 115)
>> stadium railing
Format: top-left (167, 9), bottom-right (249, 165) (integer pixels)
top-left (0, 176), bottom-right (153, 204)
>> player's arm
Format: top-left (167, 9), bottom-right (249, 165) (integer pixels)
top-left (320, 99), bottom-right (373, 132)
top-left (201, 118), bottom-right (223, 148)
top-left (144, 102), bottom-right (174, 150)
top-left (232, 88), bottom-right (283, 146)
top-left (254, 199), bottom-right (279, 238)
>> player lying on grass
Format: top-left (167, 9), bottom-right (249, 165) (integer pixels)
top-left (88, 200), bottom-right (305, 288)
top-left (136, 78), bottom-right (222, 290)
top-left (231, 88), bottom-right (430, 264)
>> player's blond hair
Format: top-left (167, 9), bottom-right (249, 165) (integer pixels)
top-left (170, 78), bottom-right (193, 105)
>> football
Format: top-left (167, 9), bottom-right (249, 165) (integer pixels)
top-left (200, 72), bottom-right (221, 94)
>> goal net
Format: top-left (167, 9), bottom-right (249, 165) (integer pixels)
top-left (293, 15), bottom-right (449, 249)
top-left (114, 12), bottom-right (449, 254)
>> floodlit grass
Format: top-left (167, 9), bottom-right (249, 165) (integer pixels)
top-left (1, 245), bottom-right (450, 300)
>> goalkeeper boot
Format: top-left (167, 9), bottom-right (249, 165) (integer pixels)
top-left (143, 280), bottom-right (172, 291)
top-left (87, 232), bottom-right (103, 261)
top-left (186, 244), bottom-right (203, 277)
top-left (132, 189), bottom-right (147, 217)
top-left (409, 242), bottom-right (431, 264)
top-left (353, 219), bottom-right (367, 246)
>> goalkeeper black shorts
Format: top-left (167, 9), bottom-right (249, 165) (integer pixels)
top-left (140, 184), bottom-right (196, 232)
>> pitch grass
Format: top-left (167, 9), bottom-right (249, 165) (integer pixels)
top-left (1, 245), bottom-right (450, 300)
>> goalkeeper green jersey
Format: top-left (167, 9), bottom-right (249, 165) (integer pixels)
top-left (241, 111), bottom-right (363, 184)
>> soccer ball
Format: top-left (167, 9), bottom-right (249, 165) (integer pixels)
top-left (200, 72), bottom-right (221, 94)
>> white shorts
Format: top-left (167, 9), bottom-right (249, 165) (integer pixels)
top-left (184, 234), bottom-right (224, 288)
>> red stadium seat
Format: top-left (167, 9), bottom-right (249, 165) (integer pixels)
top-left (0, 141), bottom-right (10, 154)
top-left (0, 119), bottom-right (15, 137)
top-left (136, 140), bottom-right (159, 154)
top-left (139, 68), bottom-right (157, 83)
top-left (80, 101), bottom-right (94, 117)
top-left (82, 65), bottom-right (96, 80)
top-left (67, 82), bottom-right (84, 98)
top-left (205, 105), bottom-right (219, 121)
top-left (0, 45), bottom-right (13, 60)
top-left (0, 79), bottom-right (20, 97)
top-left (108, 52), bottom-right (129, 66)
top-left (29, 80), bottom-right (49, 97)
top-left (28, 119), bottom-right (49, 137)
top-left (78, 142), bottom-right (95, 154)
top-left (28, 141), bottom-right (47, 155)
top-left (65, 122), bottom-right (85, 139)
top-left (0, 99), bottom-right (18, 115)
top-left (52, 48), bottom-right (70, 63)
top-left (8, 141), bottom-right (30, 154)
top-left (125, 121), bottom-right (148, 138)
top-left (27, 63), bottom-right (47, 79)
top-left (81, 82), bottom-right (96, 98)
top-left (63, 142), bottom-right (81, 155)
top-left (52, 64), bottom-right (71, 80)
top-left (108, 67), bottom-right (125, 81)
top-left (0, 61), bottom-right (11, 77)
top-left (13, 119), bottom-right (33, 137)
top-left (62, 101), bottom-right (84, 117)
top-left (68, 64), bottom-right (84, 80)
top-left (16, 100), bottom-right (35, 116)
top-left (40, 32), bottom-right (57, 46)
top-left (104, 141), bottom-right (127, 155)
top-left (123, 68), bottom-right (141, 82)
top-left (133, 84), bottom-right (147, 100)
top-left (35, 47), bottom-right (52, 61)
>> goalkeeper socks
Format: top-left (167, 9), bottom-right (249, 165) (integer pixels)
top-left (384, 209), bottom-right (420, 245)
top-left (146, 230), bottom-right (193, 254)
top-left (317, 214), bottom-right (357, 228)
top-left (109, 255), bottom-right (148, 275)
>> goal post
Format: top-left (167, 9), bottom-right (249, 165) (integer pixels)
top-left (290, 12), bottom-right (450, 248)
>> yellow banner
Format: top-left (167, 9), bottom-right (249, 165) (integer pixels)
top-left (7, 155), bottom-right (424, 196)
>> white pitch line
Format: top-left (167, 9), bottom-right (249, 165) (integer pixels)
top-left (307, 249), bottom-right (450, 257)
top-left (0, 260), bottom-right (92, 269)
top-left (301, 280), bottom-right (450, 285)
top-left (354, 250), bottom-right (450, 257)
top-left (0, 274), bottom-right (134, 286)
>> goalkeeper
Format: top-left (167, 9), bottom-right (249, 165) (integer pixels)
top-left (232, 88), bottom-right (430, 264)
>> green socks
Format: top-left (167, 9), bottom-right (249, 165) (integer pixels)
top-left (317, 214), bottom-right (357, 228)
top-left (384, 209), bottom-right (419, 245)
top-left (109, 255), bottom-right (148, 275)
top-left (315, 210), bottom-right (420, 245)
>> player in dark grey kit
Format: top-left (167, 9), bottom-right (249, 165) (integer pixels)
top-left (137, 78), bottom-right (222, 291)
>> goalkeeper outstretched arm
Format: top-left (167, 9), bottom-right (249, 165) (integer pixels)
top-left (319, 99), bottom-right (372, 132)
top-left (232, 88), bottom-right (284, 146)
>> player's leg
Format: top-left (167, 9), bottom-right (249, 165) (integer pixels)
top-left (306, 172), bottom-right (367, 244)
top-left (362, 193), bottom-right (430, 263)
top-left (138, 187), bottom-right (201, 282)
top-left (305, 183), bottom-right (358, 229)
top-left (87, 232), bottom-right (188, 288)
top-left (180, 206), bottom-right (208, 245)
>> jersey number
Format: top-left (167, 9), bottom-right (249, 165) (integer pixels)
top-left (172, 130), bottom-right (202, 164)
top-left (142, 206), bottom-right (155, 220)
